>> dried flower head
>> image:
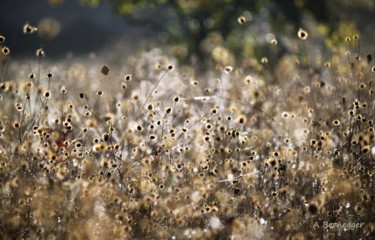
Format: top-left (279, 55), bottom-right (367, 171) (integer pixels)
top-left (332, 119), bottom-right (340, 126)
top-left (297, 28), bottom-right (308, 40)
top-left (23, 23), bottom-right (37, 34)
top-left (101, 65), bottom-right (110, 76)
top-left (261, 57), bottom-right (268, 64)
top-left (225, 66), bottom-right (233, 73)
top-left (165, 107), bottom-right (172, 114)
top-left (46, 71), bottom-right (53, 78)
top-left (124, 74), bottom-right (132, 81)
top-left (237, 16), bottom-right (246, 24)
top-left (43, 90), bottom-right (51, 98)
top-left (36, 48), bottom-right (45, 57)
top-left (13, 121), bottom-right (21, 129)
top-left (167, 64), bottom-right (174, 70)
top-left (2, 46), bottom-right (10, 55)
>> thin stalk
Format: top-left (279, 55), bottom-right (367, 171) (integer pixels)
top-left (135, 70), bottom-right (170, 120)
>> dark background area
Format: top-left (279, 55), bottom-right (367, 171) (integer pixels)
top-left (0, 0), bottom-right (157, 58)
top-left (2, 0), bottom-right (375, 61)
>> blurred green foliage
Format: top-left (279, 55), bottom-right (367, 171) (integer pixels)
top-left (51, 0), bottom-right (374, 65)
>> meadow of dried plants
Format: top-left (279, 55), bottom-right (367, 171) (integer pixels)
top-left (0, 19), bottom-right (374, 240)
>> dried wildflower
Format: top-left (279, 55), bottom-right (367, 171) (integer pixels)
top-left (0, 35), bottom-right (5, 44)
top-left (2, 46), bottom-right (10, 55)
top-left (282, 112), bottom-right (289, 119)
top-left (165, 107), bottom-right (172, 114)
top-left (173, 96), bottom-right (180, 102)
top-left (28, 72), bottom-right (35, 79)
top-left (237, 16), bottom-right (246, 24)
top-left (147, 103), bottom-right (153, 111)
top-left (36, 48), bottom-right (45, 57)
top-left (124, 74), bottom-right (132, 81)
top-left (332, 119), bottom-right (340, 126)
top-left (46, 71), bottom-right (53, 78)
top-left (23, 23), bottom-right (37, 34)
top-left (167, 64), bottom-right (174, 70)
top-left (15, 103), bottom-right (23, 112)
top-left (236, 114), bottom-right (247, 124)
top-left (60, 86), bottom-right (67, 94)
top-left (211, 108), bottom-right (218, 114)
top-left (270, 38), bottom-right (278, 45)
top-left (297, 28), bottom-right (308, 40)
top-left (101, 65), bottom-right (109, 75)
top-left (13, 121), bottom-right (21, 129)
top-left (43, 90), bottom-right (51, 98)
top-left (224, 66), bottom-right (233, 73)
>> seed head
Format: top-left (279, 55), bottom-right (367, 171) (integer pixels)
top-left (23, 23), bottom-right (37, 34)
top-left (237, 16), bottom-right (246, 24)
top-left (43, 90), bottom-right (51, 98)
top-left (167, 64), bottom-right (174, 70)
top-left (46, 71), bottom-right (53, 78)
top-left (101, 65), bottom-right (109, 76)
top-left (2, 46), bottom-right (10, 55)
top-left (60, 86), bottom-right (67, 94)
top-left (297, 28), bottom-right (308, 40)
top-left (236, 114), bottom-right (247, 124)
top-left (224, 66), bottom-right (233, 73)
top-left (36, 48), bottom-right (45, 57)
top-left (165, 107), bottom-right (172, 114)
top-left (333, 119), bottom-right (340, 126)
top-left (15, 103), bottom-right (24, 112)
top-left (124, 74), bottom-right (132, 81)
top-left (173, 96), bottom-right (180, 102)
top-left (28, 72), bottom-right (35, 79)
top-left (324, 62), bottom-right (331, 68)
top-left (13, 121), bottom-right (21, 129)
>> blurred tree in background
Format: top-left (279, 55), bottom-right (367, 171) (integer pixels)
top-left (48, 0), bottom-right (375, 65)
